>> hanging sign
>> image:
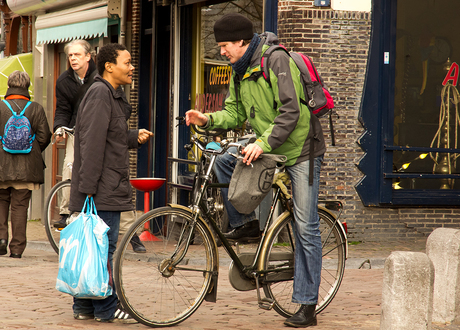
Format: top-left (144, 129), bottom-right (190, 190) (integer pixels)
top-left (442, 62), bottom-right (459, 86)
top-left (195, 64), bottom-right (232, 113)
top-left (195, 93), bottom-right (225, 113)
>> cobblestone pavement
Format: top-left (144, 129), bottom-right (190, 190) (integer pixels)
top-left (0, 220), bottom-right (457, 329)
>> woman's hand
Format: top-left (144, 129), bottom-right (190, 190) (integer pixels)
top-left (138, 129), bottom-right (153, 144)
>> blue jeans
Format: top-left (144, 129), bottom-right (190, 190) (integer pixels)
top-left (213, 140), bottom-right (256, 228)
top-left (214, 144), bottom-right (323, 304)
top-left (73, 211), bottom-right (120, 320)
top-left (286, 156), bottom-right (323, 305)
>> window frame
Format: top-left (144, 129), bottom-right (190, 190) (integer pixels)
top-left (356, 0), bottom-right (460, 206)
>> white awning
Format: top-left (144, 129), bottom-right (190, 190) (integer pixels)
top-left (7, 0), bottom-right (95, 16)
top-left (35, 1), bottom-right (110, 44)
top-left (36, 19), bottom-right (108, 44)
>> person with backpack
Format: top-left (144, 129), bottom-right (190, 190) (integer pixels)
top-left (0, 71), bottom-right (51, 258)
top-left (185, 13), bottom-right (326, 328)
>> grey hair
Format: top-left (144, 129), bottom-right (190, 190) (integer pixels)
top-left (64, 39), bottom-right (93, 56)
top-left (7, 71), bottom-right (30, 89)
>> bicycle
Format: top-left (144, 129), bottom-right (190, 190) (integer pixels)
top-left (113, 131), bottom-right (348, 327)
top-left (44, 126), bottom-right (74, 254)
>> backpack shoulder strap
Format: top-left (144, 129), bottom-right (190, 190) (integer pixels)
top-left (21, 101), bottom-right (32, 115)
top-left (289, 52), bottom-right (314, 84)
top-left (2, 99), bottom-right (17, 116)
top-left (14, 100), bottom-right (32, 116)
top-left (261, 45), bottom-right (290, 86)
top-left (3, 99), bottom-right (32, 116)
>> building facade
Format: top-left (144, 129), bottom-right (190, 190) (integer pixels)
top-left (283, 0), bottom-right (460, 241)
top-left (142, 0), bottom-right (460, 241)
top-left (4, 0), bottom-right (459, 241)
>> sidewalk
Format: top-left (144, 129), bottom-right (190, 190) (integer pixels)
top-left (0, 220), bottom-right (454, 329)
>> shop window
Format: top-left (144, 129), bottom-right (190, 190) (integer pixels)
top-left (357, 0), bottom-right (460, 206)
top-left (172, 0), bottom-right (264, 203)
top-left (195, 0), bottom-right (264, 115)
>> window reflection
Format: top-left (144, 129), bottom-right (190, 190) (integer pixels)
top-left (393, 0), bottom-right (460, 189)
top-left (197, 0), bottom-right (263, 114)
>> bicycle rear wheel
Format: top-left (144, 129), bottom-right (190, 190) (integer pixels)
top-left (262, 208), bottom-right (346, 317)
top-left (44, 180), bottom-right (71, 254)
top-left (114, 206), bottom-right (217, 327)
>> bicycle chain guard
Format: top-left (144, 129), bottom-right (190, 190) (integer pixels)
top-left (228, 253), bottom-right (257, 291)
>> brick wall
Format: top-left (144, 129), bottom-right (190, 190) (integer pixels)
top-left (277, 2), bottom-right (460, 242)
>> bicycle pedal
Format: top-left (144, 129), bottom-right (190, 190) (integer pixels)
top-left (258, 297), bottom-right (274, 310)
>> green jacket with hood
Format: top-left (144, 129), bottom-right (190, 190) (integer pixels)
top-left (204, 32), bottom-right (326, 167)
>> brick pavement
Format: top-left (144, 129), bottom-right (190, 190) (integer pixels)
top-left (0, 220), bottom-right (456, 329)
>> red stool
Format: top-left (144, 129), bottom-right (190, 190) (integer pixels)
top-left (130, 178), bottom-right (166, 241)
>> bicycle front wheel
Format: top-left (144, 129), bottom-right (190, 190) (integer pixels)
top-left (114, 206), bottom-right (217, 327)
top-left (44, 180), bottom-right (71, 254)
top-left (262, 208), bottom-right (346, 317)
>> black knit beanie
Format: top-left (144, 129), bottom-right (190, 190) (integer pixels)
top-left (214, 13), bottom-right (254, 42)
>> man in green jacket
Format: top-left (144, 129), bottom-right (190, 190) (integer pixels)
top-left (186, 13), bottom-right (325, 328)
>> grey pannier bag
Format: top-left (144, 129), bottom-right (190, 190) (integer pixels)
top-left (228, 154), bottom-right (287, 214)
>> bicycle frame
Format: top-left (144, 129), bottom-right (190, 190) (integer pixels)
top-left (171, 137), bottom-right (292, 280)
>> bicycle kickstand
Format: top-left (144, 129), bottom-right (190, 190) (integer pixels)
top-left (253, 273), bottom-right (274, 310)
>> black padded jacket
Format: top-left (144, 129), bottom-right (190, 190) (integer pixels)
top-left (69, 75), bottom-right (139, 212)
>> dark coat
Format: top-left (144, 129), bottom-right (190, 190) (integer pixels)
top-left (69, 75), bottom-right (139, 212)
top-left (53, 58), bottom-right (97, 132)
top-left (0, 87), bottom-right (51, 184)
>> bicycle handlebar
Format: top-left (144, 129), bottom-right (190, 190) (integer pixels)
top-left (55, 126), bottom-right (75, 135)
top-left (191, 135), bottom-right (242, 156)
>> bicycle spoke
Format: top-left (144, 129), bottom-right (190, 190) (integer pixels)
top-left (263, 209), bottom-right (346, 317)
top-left (322, 241), bottom-right (344, 258)
top-left (44, 180), bottom-right (71, 254)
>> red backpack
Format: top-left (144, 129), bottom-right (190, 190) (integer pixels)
top-left (261, 45), bottom-right (335, 118)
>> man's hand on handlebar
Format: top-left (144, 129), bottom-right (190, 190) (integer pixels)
top-left (53, 126), bottom-right (73, 144)
top-left (54, 132), bottom-right (66, 144)
top-left (185, 110), bottom-right (208, 127)
top-left (242, 143), bottom-right (263, 166)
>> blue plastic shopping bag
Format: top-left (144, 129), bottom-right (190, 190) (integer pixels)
top-left (56, 197), bottom-right (112, 299)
